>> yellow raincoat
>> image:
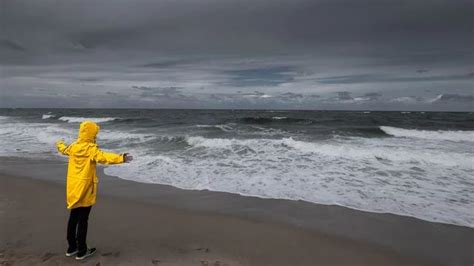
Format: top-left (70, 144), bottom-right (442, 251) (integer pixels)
top-left (56, 121), bottom-right (124, 209)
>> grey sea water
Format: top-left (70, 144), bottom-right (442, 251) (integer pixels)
top-left (0, 109), bottom-right (473, 227)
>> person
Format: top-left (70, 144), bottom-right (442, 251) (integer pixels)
top-left (56, 120), bottom-right (133, 260)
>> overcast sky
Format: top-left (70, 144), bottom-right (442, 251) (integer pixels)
top-left (1, 0), bottom-right (473, 110)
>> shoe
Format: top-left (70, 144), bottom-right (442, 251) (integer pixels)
top-left (75, 248), bottom-right (96, 260)
top-left (65, 247), bottom-right (78, 257)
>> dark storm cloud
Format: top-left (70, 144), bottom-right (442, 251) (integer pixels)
top-left (1, 0), bottom-right (472, 62)
top-left (1, 0), bottom-right (473, 111)
top-left (141, 59), bottom-right (202, 68)
top-left (77, 77), bottom-right (103, 82)
top-left (132, 86), bottom-right (187, 99)
top-left (278, 92), bottom-right (304, 99)
top-left (363, 92), bottom-right (382, 99)
top-left (223, 66), bottom-right (295, 87)
top-left (336, 91), bottom-right (353, 101)
top-left (0, 39), bottom-right (26, 52)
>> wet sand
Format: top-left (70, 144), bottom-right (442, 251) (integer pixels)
top-left (0, 157), bottom-right (472, 265)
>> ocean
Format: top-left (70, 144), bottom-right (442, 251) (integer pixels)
top-left (0, 109), bottom-right (473, 227)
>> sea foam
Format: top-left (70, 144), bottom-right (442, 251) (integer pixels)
top-left (58, 116), bottom-right (118, 123)
top-left (108, 134), bottom-right (474, 227)
top-left (42, 114), bottom-right (55, 119)
top-left (380, 126), bottom-right (474, 142)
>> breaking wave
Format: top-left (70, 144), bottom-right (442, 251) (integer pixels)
top-left (380, 126), bottom-right (474, 142)
top-left (42, 114), bottom-right (55, 119)
top-left (196, 124), bottom-right (235, 132)
top-left (184, 136), bottom-right (472, 167)
top-left (239, 116), bottom-right (311, 124)
top-left (58, 116), bottom-right (119, 123)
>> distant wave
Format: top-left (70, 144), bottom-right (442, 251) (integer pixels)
top-left (98, 130), bottom-right (154, 142)
top-left (58, 116), bottom-right (119, 123)
top-left (115, 117), bottom-right (154, 123)
top-left (196, 124), bottom-right (234, 132)
top-left (380, 126), bottom-right (474, 142)
top-left (42, 114), bottom-right (55, 119)
top-left (239, 116), bottom-right (310, 124)
top-left (186, 136), bottom-right (234, 148)
top-left (332, 127), bottom-right (389, 138)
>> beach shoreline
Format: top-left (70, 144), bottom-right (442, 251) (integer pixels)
top-left (1, 157), bottom-right (473, 265)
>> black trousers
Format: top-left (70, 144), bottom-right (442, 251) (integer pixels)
top-left (67, 206), bottom-right (92, 252)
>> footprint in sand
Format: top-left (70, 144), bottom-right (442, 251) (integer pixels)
top-left (0, 252), bottom-right (8, 266)
top-left (101, 251), bottom-right (120, 258)
top-left (0, 261), bottom-right (11, 266)
top-left (41, 252), bottom-right (56, 262)
top-left (200, 260), bottom-right (226, 266)
top-left (195, 247), bottom-right (210, 253)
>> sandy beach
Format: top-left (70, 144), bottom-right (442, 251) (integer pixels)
top-left (1, 158), bottom-right (472, 266)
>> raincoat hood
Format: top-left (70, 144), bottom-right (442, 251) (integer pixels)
top-left (77, 121), bottom-right (100, 143)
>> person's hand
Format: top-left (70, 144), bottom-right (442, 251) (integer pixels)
top-left (123, 153), bottom-right (134, 163)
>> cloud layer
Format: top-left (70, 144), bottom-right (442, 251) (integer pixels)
top-left (0, 0), bottom-right (473, 110)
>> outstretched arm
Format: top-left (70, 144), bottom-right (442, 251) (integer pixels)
top-left (91, 146), bottom-right (126, 165)
top-left (56, 140), bottom-right (71, 156)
